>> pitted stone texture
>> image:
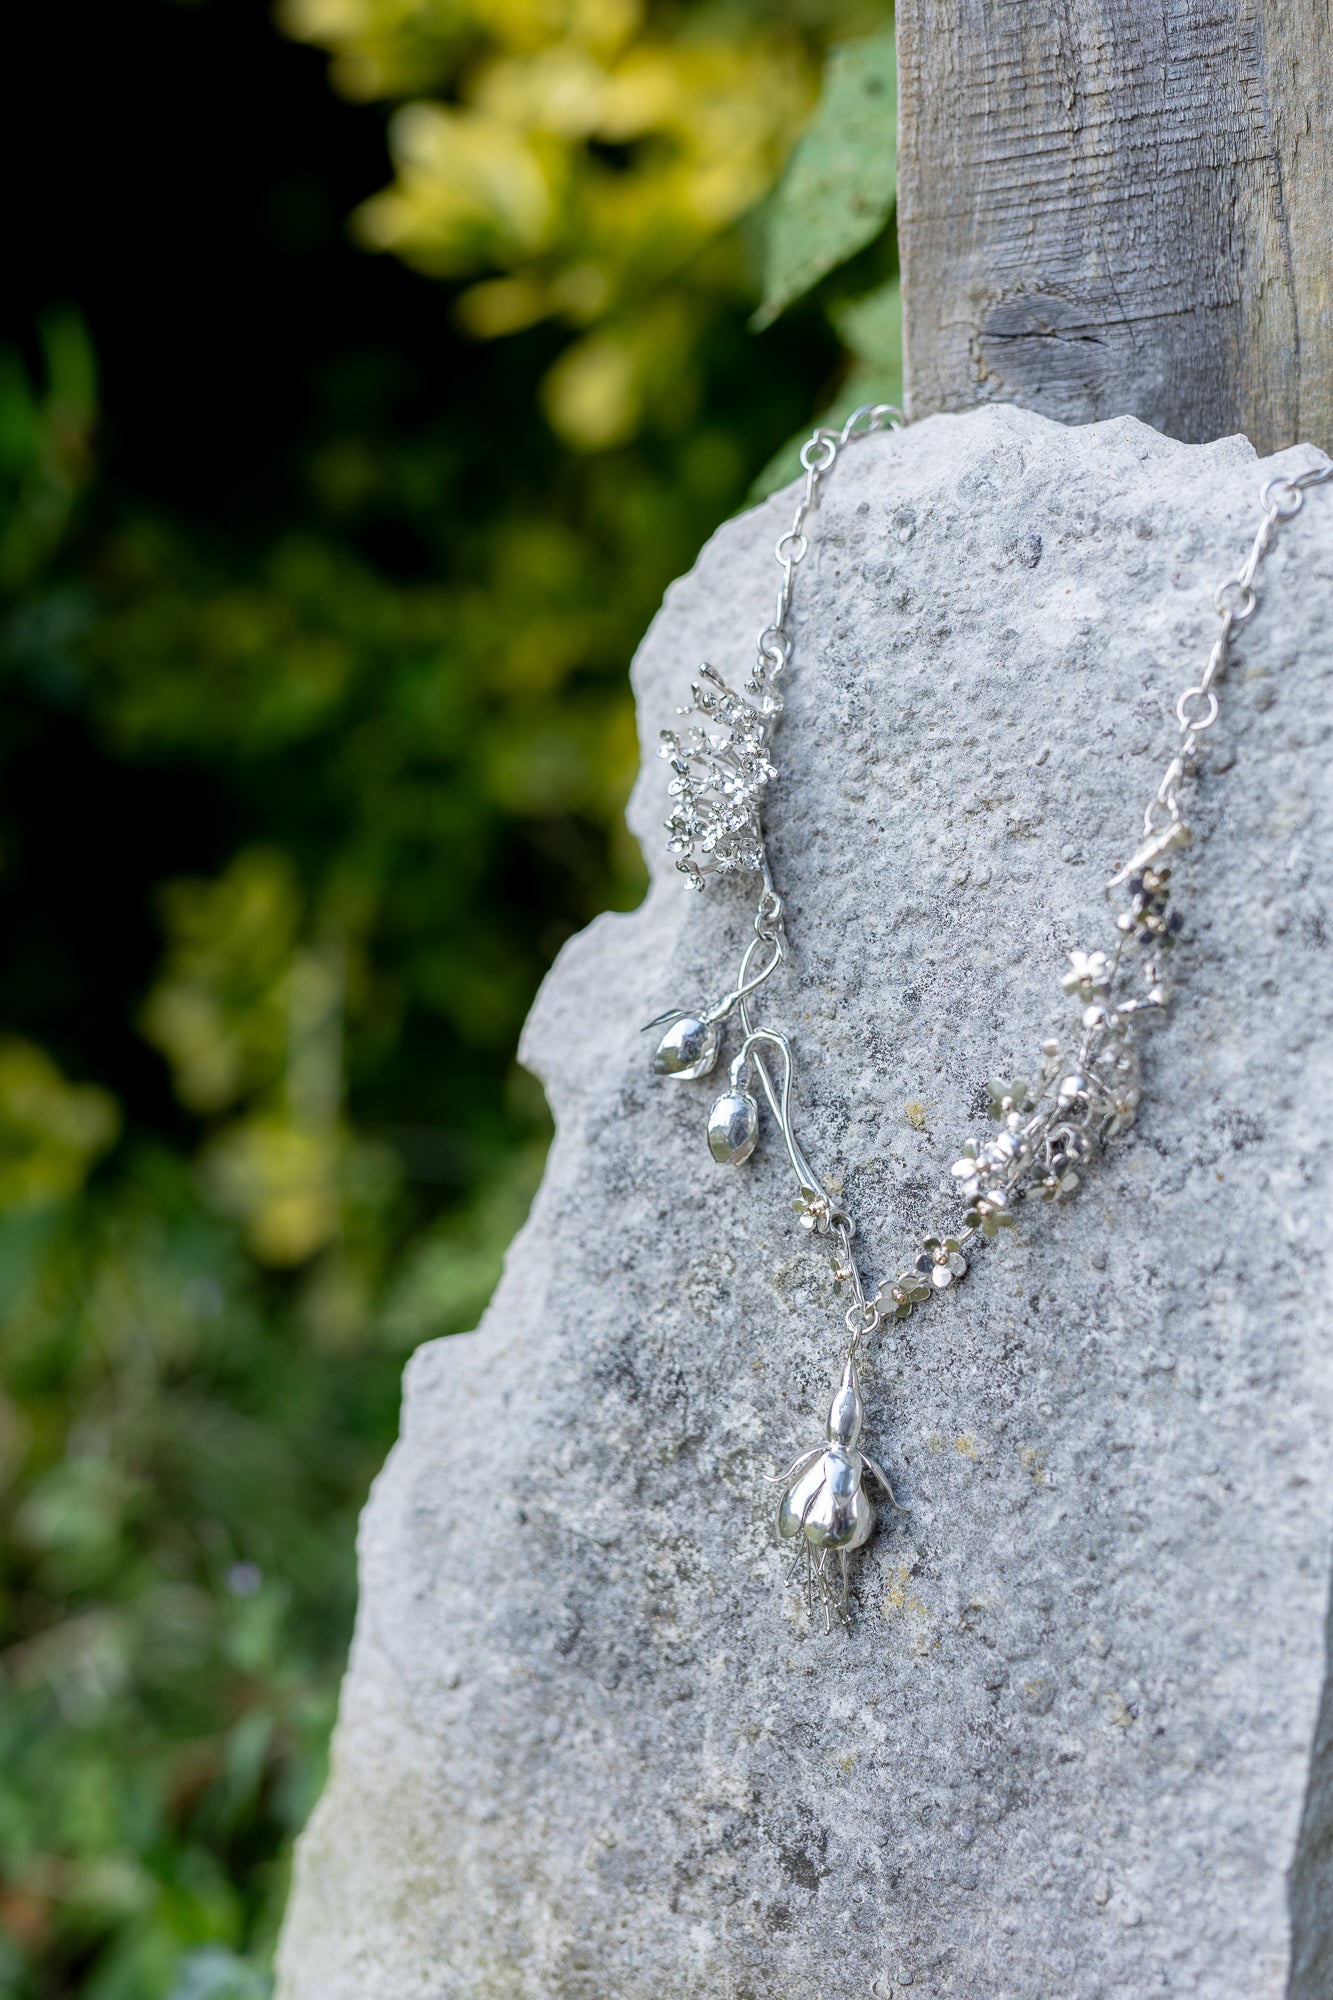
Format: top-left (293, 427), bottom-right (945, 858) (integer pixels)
top-left (277, 407), bottom-right (1333, 2000)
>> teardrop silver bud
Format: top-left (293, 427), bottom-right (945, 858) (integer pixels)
top-left (652, 1014), bottom-right (721, 1080)
top-left (827, 1356), bottom-right (863, 1446)
top-left (706, 1088), bottom-right (759, 1164)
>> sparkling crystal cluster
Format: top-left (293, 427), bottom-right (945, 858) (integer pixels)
top-left (659, 663), bottom-right (777, 888)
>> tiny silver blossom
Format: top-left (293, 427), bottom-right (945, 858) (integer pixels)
top-left (987, 1076), bottom-right (1031, 1121)
top-left (792, 1186), bottom-right (833, 1234)
top-left (1032, 1163), bottom-right (1081, 1202)
top-left (886, 1268), bottom-right (932, 1319)
top-left (1101, 1083), bottom-right (1142, 1137)
top-left (965, 1188), bottom-right (1017, 1239)
top-left (1062, 949), bottom-right (1113, 1001)
top-left (915, 1237), bottom-right (969, 1289)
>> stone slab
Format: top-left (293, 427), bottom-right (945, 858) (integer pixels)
top-left (276, 405), bottom-right (1333, 2000)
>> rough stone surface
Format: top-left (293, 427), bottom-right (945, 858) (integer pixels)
top-left (277, 406), bottom-right (1333, 2000)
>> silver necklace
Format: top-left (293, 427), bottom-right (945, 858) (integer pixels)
top-left (646, 402), bottom-right (1330, 1633)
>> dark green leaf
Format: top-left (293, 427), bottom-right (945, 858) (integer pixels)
top-left (754, 30), bottom-right (898, 330)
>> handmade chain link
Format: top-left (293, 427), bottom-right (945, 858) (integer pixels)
top-left (753, 402), bottom-right (903, 692)
top-left (1139, 466), bottom-right (1331, 841)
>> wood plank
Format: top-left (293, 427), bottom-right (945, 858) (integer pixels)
top-left (897, 1), bottom-right (1333, 451)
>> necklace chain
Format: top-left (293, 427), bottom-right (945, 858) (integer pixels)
top-left (649, 406), bottom-right (1329, 1627)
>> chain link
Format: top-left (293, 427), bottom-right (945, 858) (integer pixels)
top-left (745, 405), bottom-right (905, 1323)
top-left (1141, 463), bottom-right (1332, 839)
top-left (753, 404), bottom-right (904, 690)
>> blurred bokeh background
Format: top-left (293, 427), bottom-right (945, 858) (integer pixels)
top-left (0, 2), bottom-right (899, 1992)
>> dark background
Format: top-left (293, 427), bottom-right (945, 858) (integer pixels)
top-left (0, 2), bottom-right (873, 1992)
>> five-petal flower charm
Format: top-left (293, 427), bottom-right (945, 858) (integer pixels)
top-left (965, 1188), bottom-right (1017, 1239)
top-left (792, 1186), bottom-right (832, 1234)
top-left (1116, 866), bottom-right (1185, 949)
top-left (915, 1236), bottom-right (968, 1289)
top-left (1102, 1082), bottom-right (1142, 1138)
top-left (987, 1076), bottom-right (1031, 1122)
top-left (885, 1269), bottom-right (932, 1320)
top-left (1061, 949), bottom-right (1113, 1001)
top-left (1032, 1163), bottom-right (1080, 1202)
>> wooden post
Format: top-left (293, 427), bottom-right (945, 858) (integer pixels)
top-left (896, 2), bottom-right (1333, 454)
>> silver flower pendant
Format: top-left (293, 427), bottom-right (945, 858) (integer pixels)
top-left (771, 1355), bottom-right (902, 1632)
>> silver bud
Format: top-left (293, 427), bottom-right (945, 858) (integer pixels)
top-left (827, 1357), bottom-right (863, 1446)
top-left (707, 1088), bottom-right (759, 1164)
top-left (652, 1014), bottom-right (721, 1080)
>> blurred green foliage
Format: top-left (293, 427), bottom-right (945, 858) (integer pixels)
top-left (0, 1), bottom-right (899, 1994)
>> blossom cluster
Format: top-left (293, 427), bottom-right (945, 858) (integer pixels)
top-left (879, 868), bottom-right (1180, 1321)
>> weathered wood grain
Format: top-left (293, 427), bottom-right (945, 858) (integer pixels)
top-left (897, 1), bottom-right (1333, 451)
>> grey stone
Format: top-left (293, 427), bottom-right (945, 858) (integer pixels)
top-left (276, 406), bottom-right (1333, 2000)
